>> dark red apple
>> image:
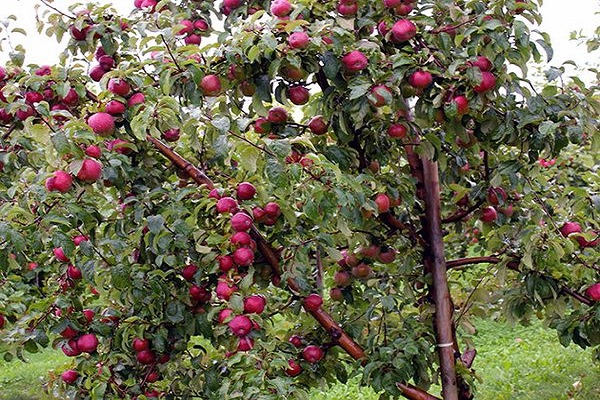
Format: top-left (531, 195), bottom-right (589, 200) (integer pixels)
top-left (162, 128), bottom-right (180, 142)
top-left (267, 107), bottom-right (289, 124)
top-left (303, 294), bottom-right (323, 312)
top-left (200, 74), bottom-right (222, 96)
top-left (286, 359), bottom-right (303, 376)
top-left (61, 369), bottom-right (79, 384)
top-left (308, 116), bottom-right (328, 135)
top-left (132, 338), bottom-right (150, 352)
top-left (237, 182), bottom-right (256, 200)
top-left (391, 19), bottom-right (417, 42)
top-left (375, 193), bottom-right (391, 213)
top-left (87, 112), bottom-right (115, 136)
top-left (237, 336), bottom-right (254, 352)
top-left (470, 56), bottom-right (493, 72)
top-left (408, 70), bottom-right (433, 89)
top-left (181, 264), bottom-right (198, 281)
top-left (218, 255), bottom-right (234, 272)
top-left (302, 345), bottom-right (323, 363)
top-left (231, 212), bottom-right (253, 232)
top-left (586, 283), bottom-right (600, 301)
top-left (244, 295), bottom-right (266, 314)
top-left (288, 31), bottom-right (310, 49)
top-left (105, 100), bottom-right (126, 115)
top-left (107, 78), bottom-right (131, 97)
top-left (216, 197), bottom-right (238, 213)
top-left (452, 95), bottom-right (469, 115)
top-left (560, 222), bottom-right (581, 237)
top-left (67, 264), bottom-right (82, 280)
top-left (270, 0), bottom-right (292, 17)
top-left (85, 145), bottom-right (102, 159)
top-left (228, 315), bottom-right (253, 337)
top-left (77, 333), bottom-right (99, 353)
top-left (341, 50), bottom-right (368, 72)
top-left (216, 279), bottom-right (238, 300)
top-left (136, 349), bottom-right (156, 364)
top-left (233, 247), bottom-right (254, 266)
top-left (474, 71), bottom-right (496, 93)
top-left (369, 84), bottom-right (392, 107)
top-left (76, 159), bottom-right (102, 183)
top-left (287, 86), bottom-right (310, 105)
top-left (480, 206), bottom-right (497, 223)
top-left (388, 123), bottom-right (408, 138)
top-left (289, 335), bottom-right (303, 347)
top-left (231, 231), bottom-right (253, 247)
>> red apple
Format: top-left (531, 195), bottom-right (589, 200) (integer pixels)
top-left (136, 349), bottom-right (156, 364)
top-left (216, 279), bottom-right (238, 300)
top-left (264, 202), bottom-right (281, 218)
top-left (189, 285), bottom-right (211, 302)
top-left (133, 338), bottom-right (150, 352)
top-left (85, 145), bottom-right (102, 159)
top-left (237, 182), bottom-right (256, 200)
top-left (61, 339), bottom-right (81, 357)
top-left (77, 333), bottom-right (99, 353)
top-left (337, 1), bottom-right (358, 16)
top-left (369, 84), bottom-right (392, 107)
top-left (200, 75), bottom-right (222, 96)
top-left (452, 95), bottom-right (469, 115)
top-left (302, 345), bottom-right (324, 363)
top-left (216, 197), bottom-right (238, 214)
top-left (388, 123), bottom-right (408, 138)
top-left (218, 255), bottom-right (235, 272)
top-left (474, 71), bottom-right (496, 93)
top-left (303, 294), bottom-right (323, 312)
top-left (127, 92), bottom-right (145, 107)
top-left (181, 264), bottom-right (198, 281)
top-left (82, 309), bottom-right (95, 323)
top-left (87, 112), bottom-right (115, 136)
top-left (228, 315), bottom-right (253, 337)
top-left (107, 78), bottom-right (131, 97)
top-left (231, 231), bottom-right (252, 247)
top-left (287, 86), bottom-right (310, 105)
top-left (61, 369), bottom-right (79, 384)
top-left (289, 335), bottom-right (303, 347)
top-left (46, 171), bottom-right (73, 193)
top-left (375, 193), bottom-right (391, 213)
top-left (162, 128), bottom-right (180, 142)
top-left (270, 0), bottom-right (292, 17)
top-left (54, 247), bottom-right (70, 263)
top-left (231, 212), bottom-right (253, 232)
top-left (341, 50), bottom-right (368, 72)
top-left (244, 295), bottom-right (266, 314)
top-left (105, 100), bottom-right (126, 115)
top-left (60, 326), bottom-right (79, 339)
top-left (76, 159), bottom-right (102, 183)
top-left (487, 187), bottom-right (507, 206)
top-left (233, 247), bottom-right (254, 266)
top-left (586, 283), bottom-right (600, 301)
top-left (352, 263), bottom-right (372, 278)
top-left (267, 107), bottom-right (289, 124)
top-left (480, 206), bottom-right (497, 223)
top-left (67, 264), bottom-right (82, 280)
top-left (391, 19), bottom-right (417, 42)
top-left (334, 270), bottom-right (352, 287)
top-left (330, 287), bottom-right (344, 301)
top-left (308, 116), bottom-right (328, 135)
top-left (237, 336), bottom-right (254, 352)
top-left (288, 31), bottom-right (310, 49)
top-left (286, 359), bottom-right (303, 376)
top-left (560, 222), bottom-right (582, 237)
top-left (408, 70), bottom-right (433, 89)
top-left (470, 56), bottom-right (493, 72)
top-left (218, 308), bottom-right (233, 324)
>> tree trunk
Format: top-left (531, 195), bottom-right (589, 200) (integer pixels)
top-left (421, 158), bottom-right (459, 400)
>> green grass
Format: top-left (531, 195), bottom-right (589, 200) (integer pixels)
top-left (2, 320), bottom-right (599, 399)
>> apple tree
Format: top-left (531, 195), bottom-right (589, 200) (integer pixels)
top-left (0, 0), bottom-right (598, 399)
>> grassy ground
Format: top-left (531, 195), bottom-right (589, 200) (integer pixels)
top-left (1, 320), bottom-right (599, 399)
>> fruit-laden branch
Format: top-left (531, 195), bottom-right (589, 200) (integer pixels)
top-left (446, 256), bottom-right (594, 306)
top-left (441, 199), bottom-right (485, 224)
top-left (146, 135), bottom-right (368, 363)
top-left (397, 383), bottom-right (442, 400)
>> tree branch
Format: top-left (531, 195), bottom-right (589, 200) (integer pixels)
top-left (397, 383), bottom-right (441, 400)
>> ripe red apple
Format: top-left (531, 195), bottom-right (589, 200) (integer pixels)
top-left (408, 70), bottom-right (433, 89)
top-left (267, 107), bottom-right (289, 124)
top-left (61, 339), bottom-right (81, 357)
top-left (470, 56), bottom-right (493, 72)
top-left (388, 123), bottom-right (408, 138)
top-left (85, 145), bottom-right (102, 159)
top-left (77, 333), bottom-right (99, 353)
top-left (288, 31), bottom-right (310, 49)
top-left (352, 263), bottom-right (372, 278)
top-left (391, 19), bottom-right (417, 42)
top-left (369, 84), bottom-right (392, 107)
top-left (375, 193), bottom-right (391, 213)
top-left (560, 222), bottom-right (582, 237)
top-left (289, 335), bottom-right (303, 348)
top-left (60, 326), bottom-right (79, 339)
top-left (107, 139), bottom-right (133, 155)
top-left (146, 371), bottom-right (160, 383)
top-left (105, 100), bottom-right (126, 115)
top-left (302, 345), bottom-right (324, 363)
top-left (287, 86), bottom-right (310, 105)
top-left (24, 91), bottom-right (44, 105)
top-left (218, 308), bottom-right (233, 324)
top-left (383, 0), bottom-right (402, 8)
top-left (181, 264), bottom-right (198, 281)
top-left (377, 249), bottom-right (397, 264)
top-left (67, 264), bottom-right (82, 280)
top-left (303, 294), bottom-right (323, 312)
top-left (218, 255), bottom-right (234, 272)
top-left (136, 349), bottom-right (156, 364)
top-left (46, 170), bottom-right (73, 193)
top-left (480, 206), bottom-right (498, 223)
top-left (162, 128), bottom-right (180, 142)
top-left (233, 247), bottom-right (254, 266)
top-left (487, 187), bottom-right (507, 206)
top-left (237, 182), bottom-right (256, 200)
top-left (178, 19), bottom-right (194, 35)
top-left (98, 55), bottom-right (116, 71)
top-left (575, 233), bottom-right (599, 248)
top-left (76, 159), bottom-right (102, 183)
top-left (127, 92), bottom-right (145, 107)
top-left (286, 359), bottom-right (303, 376)
top-left (216, 196), bottom-right (238, 213)
top-left (308, 115), bottom-right (328, 135)
top-left (54, 247), bottom-right (70, 263)
top-left (107, 78), bottom-right (131, 97)
top-left (61, 369), bottom-right (79, 384)
top-left (586, 283), bottom-right (600, 301)
top-left (264, 202), bottom-right (281, 218)
top-left (194, 19), bottom-right (209, 31)
top-left (15, 105), bottom-right (36, 121)
top-left (474, 71), bottom-right (496, 93)
top-left (270, 0), bottom-right (292, 17)
top-left (337, 1), bottom-right (358, 16)
top-left (216, 279), bottom-right (238, 300)
top-left (395, 3), bottom-right (413, 15)
top-left (133, 338), bottom-right (150, 352)
top-left (200, 74), bottom-right (222, 96)
top-left (341, 50), bottom-right (368, 72)
top-left (254, 117), bottom-right (271, 134)
top-left (89, 65), bottom-right (107, 82)
top-left (229, 315), bottom-right (253, 337)
top-left (231, 231), bottom-right (253, 247)
top-left (87, 112), bottom-right (115, 136)
top-left (244, 295), bottom-right (266, 314)
top-left (237, 336), bottom-right (254, 352)
top-left (452, 95), bottom-right (469, 115)
top-left (334, 270), bottom-right (352, 287)
top-left (82, 309), bottom-right (95, 323)
top-left (231, 212), bottom-right (253, 232)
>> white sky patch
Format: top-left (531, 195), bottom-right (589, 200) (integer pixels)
top-left (0, 0), bottom-right (598, 80)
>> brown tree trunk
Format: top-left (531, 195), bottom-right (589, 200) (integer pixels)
top-left (421, 158), bottom-right (459, 400)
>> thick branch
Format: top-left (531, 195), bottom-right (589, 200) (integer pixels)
top-left (447, 256), bottom-right (501, 269)
top-left (397, 383), bottom-right (441, 400)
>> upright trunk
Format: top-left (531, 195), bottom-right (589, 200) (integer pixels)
top-left (421, 158), bottom-right (459, 400)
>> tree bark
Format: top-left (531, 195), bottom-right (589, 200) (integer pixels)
top-left (421, 158), bottom-right (459, 400)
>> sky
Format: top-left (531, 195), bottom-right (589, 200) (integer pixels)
top-left (0, 0), bottom-right (599, 76)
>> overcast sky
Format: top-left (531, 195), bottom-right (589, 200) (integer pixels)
top-left (0, 0), bottom-right (599, 75)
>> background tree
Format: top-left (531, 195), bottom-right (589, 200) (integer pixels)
top-left (0, 0), bottom-right (598, 399)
